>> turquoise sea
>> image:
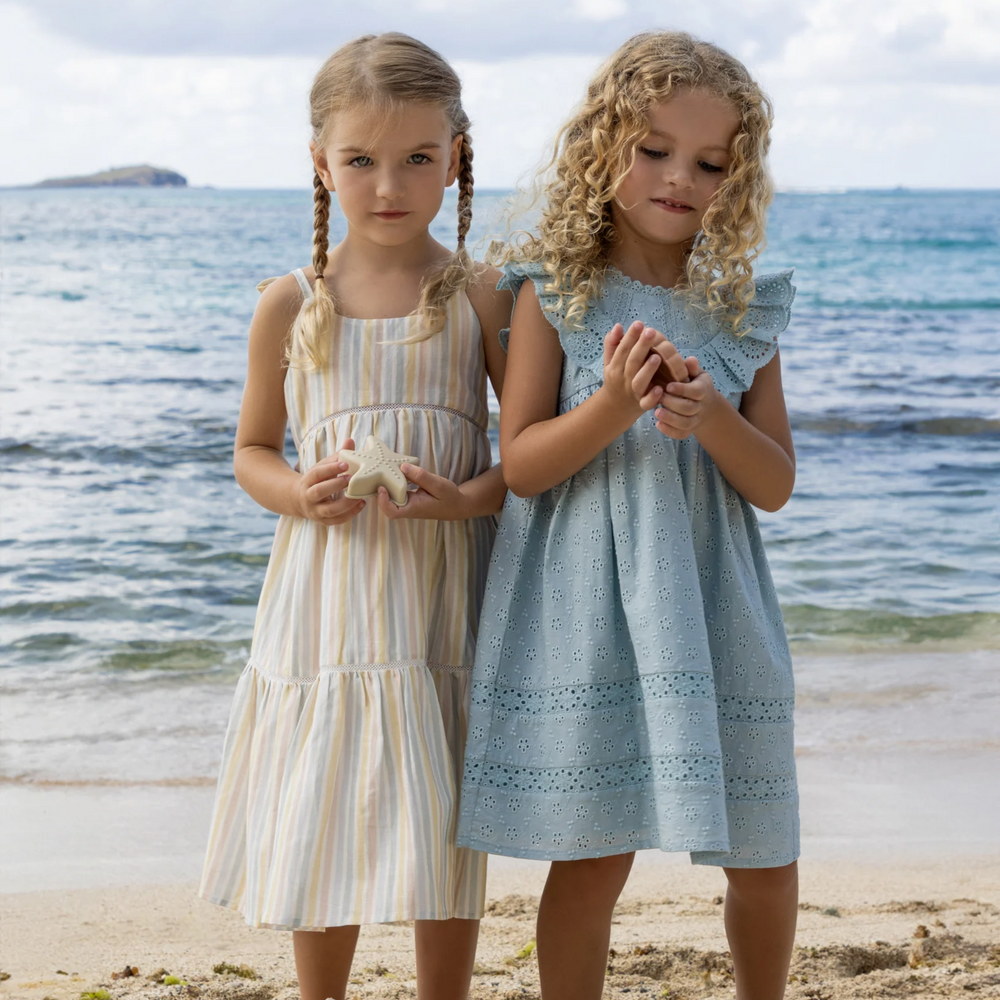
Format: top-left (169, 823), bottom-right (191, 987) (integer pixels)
top-left (0, 188), bottom-right (998, 810)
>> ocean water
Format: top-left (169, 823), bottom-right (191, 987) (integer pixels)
top-left (1, 187), bottom-right (998, 793)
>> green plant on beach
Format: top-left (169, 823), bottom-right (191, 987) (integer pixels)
top-left (80, 991), bottom-right (111, 1000)
top-left (503, 939), bottom-right (537, 966)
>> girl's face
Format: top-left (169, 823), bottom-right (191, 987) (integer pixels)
top-left (312, 102), bottom-right (462, 248)
top-left (613, 89), bottom-right (740, 251)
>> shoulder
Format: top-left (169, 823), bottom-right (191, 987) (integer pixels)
top-left (496, 258), bottom-right (570, 334)
top-left (495, 258), bottom-right (552, 297)
top-left (256, 271), bottom-right (309, 318)
top-left (691, 270), bottom-right (796, 402)
top-left (465, 261), bottom-right (514, 336)
top-left (248, 271), bottom-right (307, 359)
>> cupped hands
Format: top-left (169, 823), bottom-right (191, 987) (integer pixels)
top-left (297, 438), bottom-right (472, 524)
top-left (600, 320), bottom-right (691, 419)
top-left (652, 357), bottom-right (723, 439)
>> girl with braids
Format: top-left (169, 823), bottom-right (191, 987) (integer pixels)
top-left (199, 33), bottom-right (510, 1000)
top-left (458, 32), bottom-right (799, 1000)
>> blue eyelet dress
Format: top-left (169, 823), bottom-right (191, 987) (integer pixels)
top-left (456, 262), bottom-right (799, 868)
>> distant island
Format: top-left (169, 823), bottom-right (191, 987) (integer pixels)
top-left (33, 164), bottom-right (187, 188)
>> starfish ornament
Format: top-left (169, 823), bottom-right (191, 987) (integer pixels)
top-left (338, 435), bottom-right (418, 506)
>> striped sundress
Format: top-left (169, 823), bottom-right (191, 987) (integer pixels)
top-left (199, 269), bottom-right (494, 929)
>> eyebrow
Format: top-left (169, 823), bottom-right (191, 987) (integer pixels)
top-left (337, 141), bottom-right (444, 153)
top-left (647, 129), bottom-right (730, 154)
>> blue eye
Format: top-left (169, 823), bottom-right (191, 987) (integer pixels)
top-left (639, 146), bottom-right (666, 159)
top-left (348, 155), bottom-right (373, 168)
top-left (409, 153), bottom-right (432, 164)
top-left (699, 161), bottom-right (724, 173)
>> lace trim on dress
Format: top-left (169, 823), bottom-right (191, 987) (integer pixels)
top-left (463, 757), bottom-right (796, 800)
top-left (471, 671), bottom-right (718, 716)
top-left (717, 695), bottom-right (795, 724)
top-left (464, 753), bottom-right (724, 794)
top-left (300, 402), bottom-right (488, 443)
top-left (497, 262), bottom-right (796, 401)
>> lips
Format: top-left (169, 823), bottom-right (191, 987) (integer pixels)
top-left (374, 211), bottom-right (409, 220)
top-left (653, 198), bottom-right (694, 213)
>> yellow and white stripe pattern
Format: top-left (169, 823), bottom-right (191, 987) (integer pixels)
top-left (199, 270), bottom-right (493, 929)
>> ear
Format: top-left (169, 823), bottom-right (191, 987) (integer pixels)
top-left (311, 140), bottom-right (336, 193)
top-left (445, 133), bottom-right (463, 188)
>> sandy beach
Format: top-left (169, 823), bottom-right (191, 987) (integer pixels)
top-left (3, 856), bottom-right (999, 999)
top-left (3, 648), bottom-right (998, 998)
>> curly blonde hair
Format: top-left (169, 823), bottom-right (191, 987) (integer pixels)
top-left (500, 31), bottom-right (773, 335)
top-left (289, 33), bottom-right (475, 369)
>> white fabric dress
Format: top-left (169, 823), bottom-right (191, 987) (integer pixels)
top-left (199, 270), bottom-right (493, 929)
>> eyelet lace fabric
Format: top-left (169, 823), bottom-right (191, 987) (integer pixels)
top-left (457, 261), bottom-right (799, 868)
top-left (496, 263), bottom-right (795, 406)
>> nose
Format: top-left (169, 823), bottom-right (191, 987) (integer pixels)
top-left (662, 158), bottom-right (696, 191)
top-left (375, 167), bottom-right (405, 202)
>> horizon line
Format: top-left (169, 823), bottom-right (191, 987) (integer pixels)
top-left (3, 184), bottom-right (1000, 194)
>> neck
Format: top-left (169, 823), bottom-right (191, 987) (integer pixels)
top-left (608, 230), bottom-right (694, 290)
top-left (329, 228), bottom-right (448, 276)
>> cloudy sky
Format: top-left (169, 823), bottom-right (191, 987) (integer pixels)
top-left (1, 0), bottom-right (997, 190)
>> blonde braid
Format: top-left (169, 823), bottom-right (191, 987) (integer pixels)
top-left (312, 170), bottom-right (331, 278)
top-left (397, 130), bottom-right (475, 344)
top-left (456, 131), bottom-right (473, 249)
top-left (286, 172), bottom-right (338, 369)
top-left (291, 33), bottom-right (475, 362)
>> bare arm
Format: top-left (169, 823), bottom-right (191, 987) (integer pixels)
top-left (234, 273), bottom-right (365, 525)
top-left (467, 263), bottom-right (510, 403)
top-left (499, 283), bottom-right (685, 497)
top-left (654, 350), bottom-right (795, 511)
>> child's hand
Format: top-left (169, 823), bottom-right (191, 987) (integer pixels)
top-left (648, 335), bottom-right (691, 391)
top-left (295, 438), bottom-right (368, 525)
top-left (375, 464), bottom-right (470, 521)
top-left (653, 357), bottom-right (722, 439)
top-left (600, 321), bottom-right (669, 418)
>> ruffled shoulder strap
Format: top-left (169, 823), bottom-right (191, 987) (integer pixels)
top-left (697, 269), bottom-right (795, 402)
top-left (496, 261), bottom-right (606, 372)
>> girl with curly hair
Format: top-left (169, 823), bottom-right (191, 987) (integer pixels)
top-left (458, 31), bottom-right (799, 1000)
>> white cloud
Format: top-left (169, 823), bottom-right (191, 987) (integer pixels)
top-left (575, 0), bottom-right (630, 22)
top-left (9, 0), bottom-right (808, 60)
top-left (763, 0), bottom-right (1000, 85)
top-left (0, 0), bottom-right (997, 190)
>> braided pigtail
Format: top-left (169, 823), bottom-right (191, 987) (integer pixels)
top-left (301, 34), bottom-right (475, 355)
top-left (395, 130), bottom-right (475, 344)
top-left (286, 173), bottom-right (339, 369)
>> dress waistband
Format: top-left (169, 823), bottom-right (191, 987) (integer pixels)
top-left (300, 402), bottom-right (488, 443)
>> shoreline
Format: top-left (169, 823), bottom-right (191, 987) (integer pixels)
top-left (2, 649), bottom-right (999, 895)
top-left (2, 857), bottom-right (998, 1000)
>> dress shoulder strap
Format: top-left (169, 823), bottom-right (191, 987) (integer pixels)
top-left (291, 268), bottom-right (313, 300)
top-left (255, 269), bottom-right (314, 300)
